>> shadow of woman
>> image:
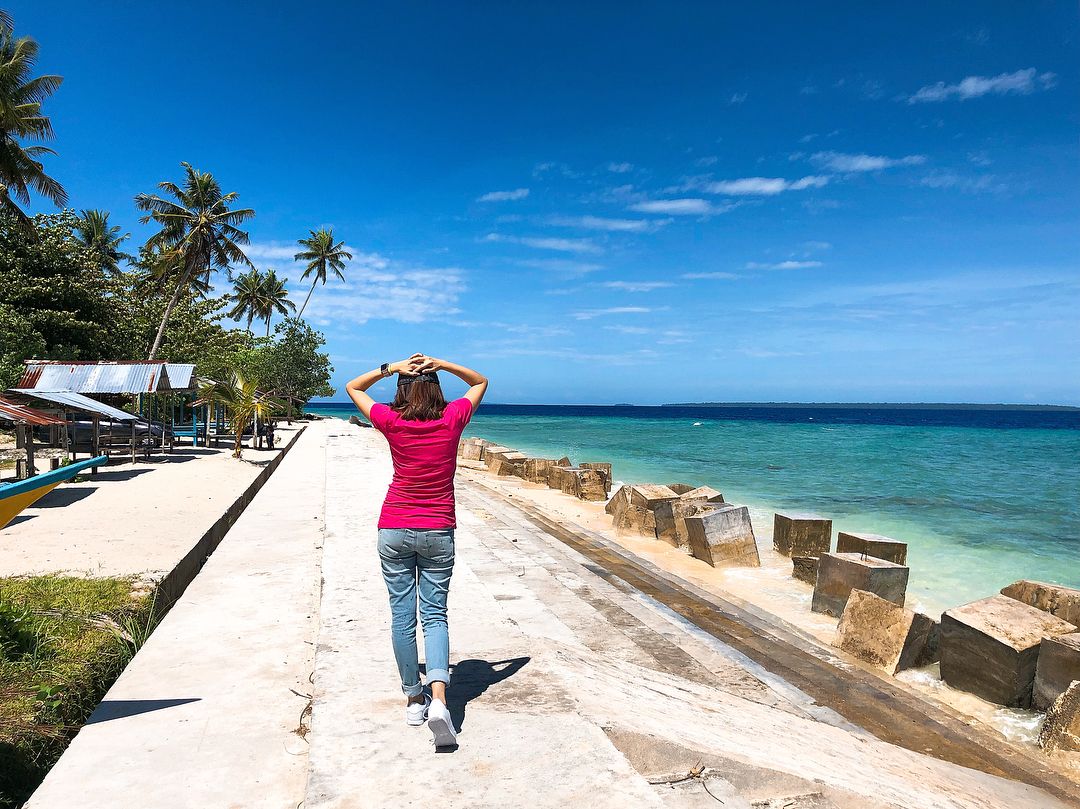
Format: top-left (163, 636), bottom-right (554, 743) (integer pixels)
top-left (426, 657), bottom-right (530, 733)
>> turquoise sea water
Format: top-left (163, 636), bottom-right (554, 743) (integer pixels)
top-left (309, 403), bottom-right (1079, 614)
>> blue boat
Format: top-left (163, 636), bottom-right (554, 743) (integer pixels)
top-left (0, 455), bottom-right (108, 529)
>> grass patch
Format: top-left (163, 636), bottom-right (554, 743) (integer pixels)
top-left (0, 576), bottom-right (157, 808)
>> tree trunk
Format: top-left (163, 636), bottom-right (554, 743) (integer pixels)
top-left (266, 316), bottom-right (271, 337)
top-left (147, 274), bottom-right (188, 360)
top-left (297, 279), bottom-right (318, 318)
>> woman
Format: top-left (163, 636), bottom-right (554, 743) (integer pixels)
top-left (345, 353), bottom-right (488, 748)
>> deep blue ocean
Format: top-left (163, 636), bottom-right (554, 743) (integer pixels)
top-left (309, 402), bottom-right (1080, 612)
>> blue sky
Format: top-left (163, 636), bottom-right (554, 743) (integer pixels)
top-left (12, 2), bottom-right (1080, 404)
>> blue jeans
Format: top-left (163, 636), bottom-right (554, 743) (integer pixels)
top-left (377, 528), bottom-right (455, 697)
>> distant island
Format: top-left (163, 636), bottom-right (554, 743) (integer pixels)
top-left (661, 402), bottom-right (1080, 411)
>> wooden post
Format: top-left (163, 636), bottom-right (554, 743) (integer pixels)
top-left (91, 415), bottom-right (100, 475)
top-left (131, 421), bottom-right (137, 465)
top-left (15, 424), bottom-right (36, 479)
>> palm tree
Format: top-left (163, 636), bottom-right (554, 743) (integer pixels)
top-left (259, 268), bottom-right (294, 336)
top-left (199, 373), bottom-right (282, 458)
top-left (135, 162), bottom-right (255, 360)
top-left (294, 228), bottom-right (351, 317)
top-left (0, 14), bottom-right (66, 227)
top-left (75, 209), bottom-right (132, 273)
top-left (226, 267), bottom-right (267, 332)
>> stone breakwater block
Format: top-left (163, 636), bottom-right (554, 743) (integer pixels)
top-left (684, 505), bottom-right (760, 568)
top-left (486, 448), bottom-right (526, 476)
top-left (1001, 580), bottom-right (1080, 627)
top-left (580, 462), bottom-right (613, 494)
top-left (522, 457), bottom-right (558, 484)
top-left (458, 437), bottom-right (491, 461)
top-left (791, 556), bottom-right (820, 585)
top-left (1034, 633), bottom-right (1080, 711)
top-left (836, 531), bottom-right (908, 565)
top-left (811, 553), bottom-right (908, 618)
top-left (683, 486), bottom-right (725, 504)
top-left (574, 469), bottom-right (608, 502)
top-left (834, 589), bottom-right (939, 675)
top-left (1038, 680), bottom-right (1080, 753)
top-left (655, 498), bottom-right (704, 548)
top-left (940, 594), bottom-right (1077, 708)
top-left (630, 484), bottom-right (680, 510)
top-left (605, 484), bottom-right (631, 517)
top-left (555, 455), bottom-right (572, 467)
top-left (546, 465), bottom-right (572, 491)
top-left (666, 483), bottom-right (696, 495)
top-left (773, 512), bottom-right (832, 558)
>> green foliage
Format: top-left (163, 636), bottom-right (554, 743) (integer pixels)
top-left (226, 267), bottom-right (295, 336)
top-left (0, 14), bottom-right (66, 226)
top-left (294, 227), bottom-right (351, 317)
top-left (236, 318), bottom-right (335, 416)
top-left (73, 209), bottom-right (131, 274)
top-left (198, 372), bottom-right (283, 457)
top-left (0, 576), bottom-right (156, 808)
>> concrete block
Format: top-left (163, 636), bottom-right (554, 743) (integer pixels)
top-left (835, 531), bottom-right (908, 565)
top-left (555, 455), bottom-right (572, 467)
top-left (458, 437), bottom-right (492, 461)
top-left (487, 448), bottom-right (526, 477)
top-left (605, 484), bottom-right (632, 517)
top-left (522, 457), bottom-right (558, 484)
top-left (1034, 632), bottom-right (1080, 711)
top-left (629, 484), bottom-right (680, 510)
top-left (834, 589), bottom-right (940, 675)
top-left (683, 486), bottom-right (725, 504)
top-left (1038, 680), bottom-right (1080, 753)
top-left (546, 465), bottom-right (574, 492)
top-left (811, 553), bottom-right (908, 618)
top-left (1001, 580), bottom-right (1080, 627)
top-left (684, 505), bottom-right (760, 568)
top-left (791, 556), bottom-right (819, 585)
top-left (666, 483), bottom-right (696, 495)
top-left (574, 469), bottom-right (607, 502)
top-left (940, 594), bottom-right (1077, 708)
top-left (580, 462), bottom-right (612, 494)
top-left (773, 512), bottom-right (832, 558)
top-left (655, 497), bottom-right (707, 548)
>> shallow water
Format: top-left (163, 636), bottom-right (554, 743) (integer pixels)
top-left (310, 403), bottom-right (1080, 615)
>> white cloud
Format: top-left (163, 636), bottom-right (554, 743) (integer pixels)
top-left (607, 162), bottom-right (634, 173)
top-left (810, 151), bottom-right (926, 172)
top-left (547, 215), bottom-right (669, 232)
top-left (702, 175), bottom-right (829, 195)
top-left (681, 271), bottom-right (742, 280)
top-left (484, 233), bottom-right (602, 253)
top-left (599, 281), bottom-right (674, 292)
top-left (518, 258), bottom-right (602, 277)
top-left (477, 188), bottom-right (530, 202)
top-left (728, 92), bottom-right (747, 105)
top-left (243, 242), bottom-right (302, 261)
top-left (919, 172), bottom-right (1001, 193)
top-left (745, 260), bottom-right (823, 270)
top-left (696, 156), bottom-right (719, 167)
top-left (802, 240), bottom-right (832, 251)
top-left (573, 306), bottom-right (651, 320)
top-left (628, 198), bottom-right (725, 215)
top-left (603, 325), bottom-right (652, 334)
top-left (907, 68), bottom-right (1057, 103)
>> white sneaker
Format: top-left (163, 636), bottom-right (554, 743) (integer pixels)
top-left (427, 698), bottom-right (458, 747)
top-left (406, 694), bottom-right (431, 726)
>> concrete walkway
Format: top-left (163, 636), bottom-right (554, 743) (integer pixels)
top-left (26, 424), bottom-right (324, 809)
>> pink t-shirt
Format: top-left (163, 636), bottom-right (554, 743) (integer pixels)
top-left (368, 398), bottom-right (474, 529)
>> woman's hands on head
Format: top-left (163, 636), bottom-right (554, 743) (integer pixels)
top-left (408, 354), bottom-right (444, 374)
top-left (391, 354), bottom-right (426, 375)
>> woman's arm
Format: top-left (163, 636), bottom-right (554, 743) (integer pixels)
top-left (413, 355), bottom-right (488, 411)
top-left (345, 355), bottom-right (423, 420)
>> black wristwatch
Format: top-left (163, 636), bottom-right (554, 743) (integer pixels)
top-left (380, 362), bottom-right (392, 377)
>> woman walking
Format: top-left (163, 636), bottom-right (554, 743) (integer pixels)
top-left (345, 353), bottom-right (488, 748)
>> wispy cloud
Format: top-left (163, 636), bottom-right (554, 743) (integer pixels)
top-left (801, 240), bottom-right (832, 251)
top-left (700, 175), bottom-right (829, 195)
top-left (906, 68), bottom-right (1057, 103)
top-left (681, 271), bottom-right (742, 280)
top-left (810, 152), bottom-right (925, 172)
top-left (243, 242), bottom-right (302, 261)
top-left (745, 260), bottom-right (823, 270)
top-left (518, 258), bottom-right (602, 277)
top-left (573, 306), bottom-right (651, 320)
top-left (628, 198), bottom-right (729, 215)
top-left (547, 215), bottom-right (670, 232)
top-left (598, 281), bottom-right (673, 292)
top-left (728, 92), bottom-right (747, 105)
top-left (607, 162), bottom-right (634, 173)
top-left (919, 171), bottom-right (1002, 194)
top-left (477, 188), bottom-right (529, 202)
top-left (484, 233), bottom-right (602, 254)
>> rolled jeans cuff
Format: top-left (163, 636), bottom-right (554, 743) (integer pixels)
top-left (401, 680), bottom-right (424, 698)
top-left (425, 667), bottom-right (451, 685)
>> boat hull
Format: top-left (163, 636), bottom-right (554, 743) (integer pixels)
top-left (0, 455), bottom-right (108, 529)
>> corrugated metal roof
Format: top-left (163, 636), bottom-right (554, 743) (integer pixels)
top-left (17, 361), bottom-right (173, 394)
top-left (0, 396), bottom-right (66, 426)
top-left (11, 390), bottom-right (138, 421)
top-left (164, 363), bottom-right (196, 391)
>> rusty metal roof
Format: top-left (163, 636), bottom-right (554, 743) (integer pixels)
top-left (0, 396), bottom-right (66, 426)
top-left (10, 390), bottom-right (138, 421)
top-left (15, 361), bottom-right (195, 393)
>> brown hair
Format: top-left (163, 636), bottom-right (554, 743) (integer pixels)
top-left (390, 377), bottom-right (448, 421)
